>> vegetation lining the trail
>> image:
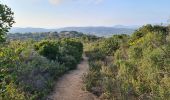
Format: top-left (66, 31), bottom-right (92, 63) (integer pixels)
top-left (0, 38), bottom-right (83, 100)
top-left (84, 25), bottom-right (170, 100)
top-left (1, 2), bottom-right (170, 100)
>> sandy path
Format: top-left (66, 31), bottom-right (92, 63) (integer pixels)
top-left (48, 57), bottom-right (98, 100)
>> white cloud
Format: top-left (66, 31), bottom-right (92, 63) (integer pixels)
top-left (49, 0), bottom-right (63, 5)
top-left (94, 0), bottom-right (104, 4)
top-left (48, 0), bottom-right (104, 5)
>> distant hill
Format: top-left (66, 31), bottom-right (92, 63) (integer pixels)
top-left (57, 27), bottom-right (136, 36)
top-left (7, 31), bottom-right (98, 41)
top-left (9, 26), bottom-right (138, 36)
top-left (113, 25), bottom-right (140, 29)
top-left (10, 27), bottom-right (54, 33)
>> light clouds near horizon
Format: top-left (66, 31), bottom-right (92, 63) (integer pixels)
top-left (48, 0), bottom-right (104, 5)
top-left (1, 0), bottom-right (170, 28)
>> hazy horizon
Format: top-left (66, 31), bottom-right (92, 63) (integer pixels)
top-left (11, 24), bottom-right (141, 29)
top-left (1, 0), bottom-right (170, 28)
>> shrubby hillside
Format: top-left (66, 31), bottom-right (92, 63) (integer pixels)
top-left (0, 39), bottom-right (83, 100)
top-left (1, 2), bottom-right (170, 100)
top-left (7, 31), bottom-right (89, 41)
top-left (84, 25), bottom-right (170, 100)
top-left (9, 26), bottom-right (136, 37)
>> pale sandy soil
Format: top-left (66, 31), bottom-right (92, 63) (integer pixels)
top-left (48, 57), bottom-right (98, 100)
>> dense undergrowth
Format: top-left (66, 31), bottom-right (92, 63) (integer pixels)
top-left (0, 38), bottom-right (83, 100)
top-left (84, 25), bottom-right (170, 100)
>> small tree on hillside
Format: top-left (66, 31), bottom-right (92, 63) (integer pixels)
top-left (0, 3), bottom-right (15, 42)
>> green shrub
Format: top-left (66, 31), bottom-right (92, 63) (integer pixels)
top-left (60, 38), bottom-right (83, 62)
top-left (34, 40), bottom-right (60, 60)
top-left (0, 39), bottom-right (83, 100)
top-left (84, 25), bottom-right (170, 99)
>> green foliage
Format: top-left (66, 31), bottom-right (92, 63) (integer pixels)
top-left (101, 34), bottom-right (129, 55)
top-left (0, 38), bottom-right (83, 100)
top-left (84, 25), bottom-right (170, 100)
top-left (34, 38), bottom-right (83, 69)
top-left (0, 83), bottom-right (27, 100)
top-left (60, 38), bottom-right (83, 62)
top-left (8, 31), bottom-right (90, 41)
top-left (60, 55), bottom-right (77, 70)
top-left (34, 40), bottom-right (59, 60)
top-left (83, 60), bottom-right (102, 94)
top-left (0, 3), bottom-right (15, 42)
top-left (115, 25), bottom-right (170, 99)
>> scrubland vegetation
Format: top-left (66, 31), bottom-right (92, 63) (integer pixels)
top-left (84, 25), bottom-right (170, 100)
top-left (0, 39), bottom-right (83, 100)
top-left (1, 2), bottom-right (170, 100)
top-left (0, 3), bottom-right (84, 100)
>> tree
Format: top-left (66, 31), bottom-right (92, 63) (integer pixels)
top-left (0, 3), bottom-right (15, 42)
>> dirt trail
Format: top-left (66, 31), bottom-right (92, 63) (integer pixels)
top-left (48, 57), bottom-right (98, 100)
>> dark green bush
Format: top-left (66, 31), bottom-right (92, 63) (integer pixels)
top-left (60, 38), bottom-right (83, 62)
top-left (34, 40), bottom-right (60, 60)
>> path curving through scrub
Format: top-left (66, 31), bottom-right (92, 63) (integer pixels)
top-left (48, 56), bottom-right (98, 100)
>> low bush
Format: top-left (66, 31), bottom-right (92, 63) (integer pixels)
top-left (0, 39), bottom-right (83, 100)
top-left (84, 25), bottom-right (170, 100)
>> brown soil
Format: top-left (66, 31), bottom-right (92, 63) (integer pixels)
top-left (48, 57), bottom-right (98, 100)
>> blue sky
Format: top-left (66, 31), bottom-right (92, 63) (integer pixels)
top-left (1, 0), bottom-right (170, 28)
